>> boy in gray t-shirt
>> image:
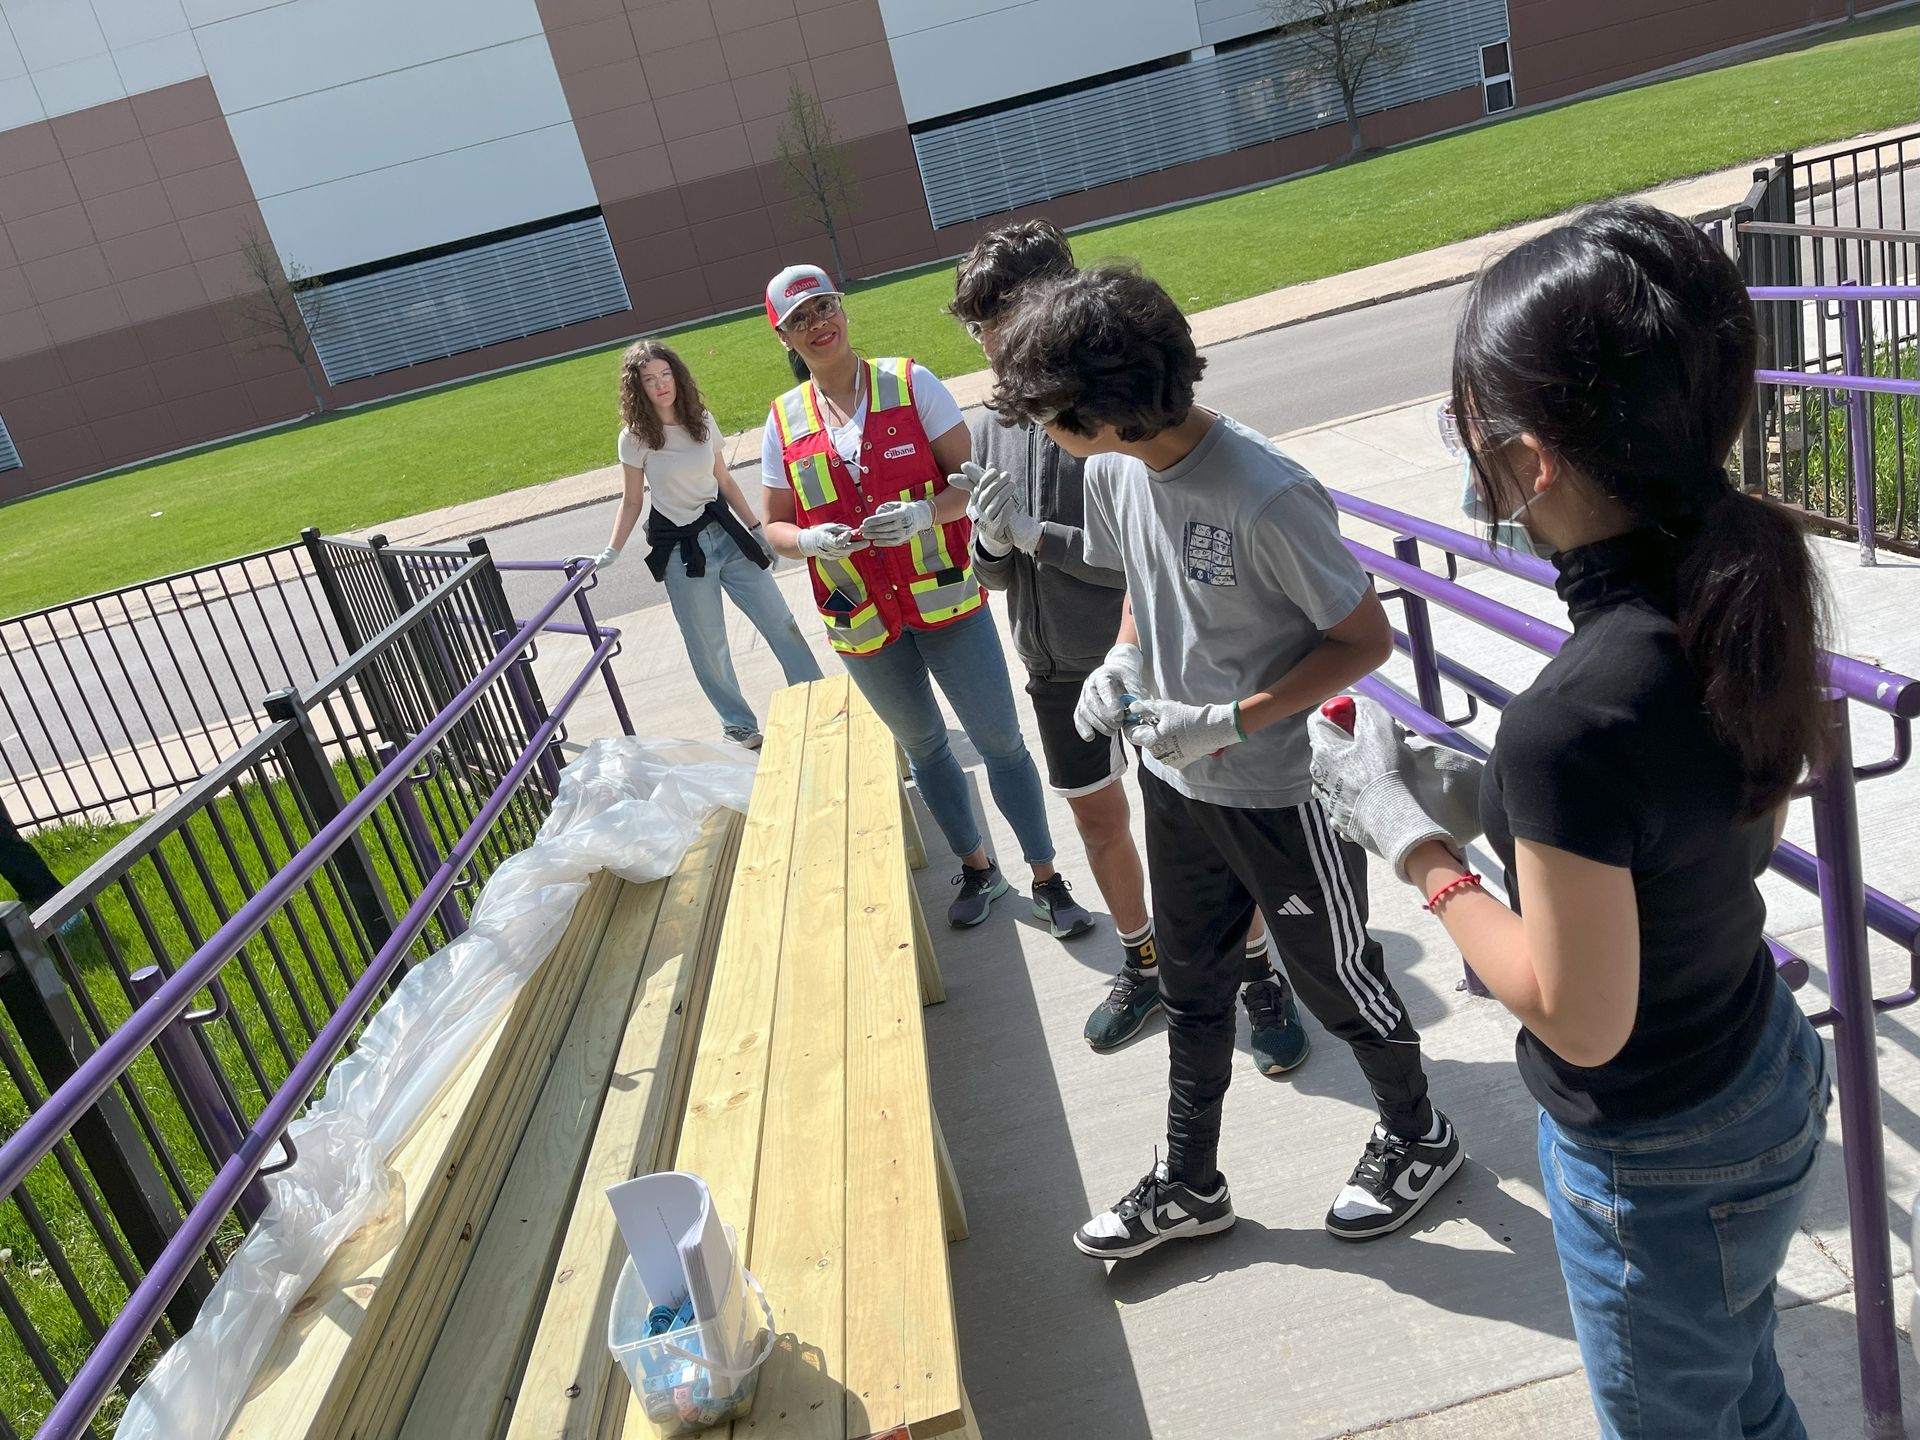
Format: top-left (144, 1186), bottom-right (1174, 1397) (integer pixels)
top-left (990, 264), bottom-right (1463, 1258)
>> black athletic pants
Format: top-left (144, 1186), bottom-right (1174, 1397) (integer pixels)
top-left (1140, 768), bottom-right (1433, 1188)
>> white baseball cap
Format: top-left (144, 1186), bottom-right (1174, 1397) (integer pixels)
top-left (764, 263), bottom-right (841, 329)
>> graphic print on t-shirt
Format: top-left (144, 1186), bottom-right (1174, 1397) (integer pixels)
top-left (1184, 521), bottom-right (1237, 586)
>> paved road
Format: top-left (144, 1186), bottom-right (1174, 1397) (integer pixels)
top-left (485, 282), bottom-right (1467, 619)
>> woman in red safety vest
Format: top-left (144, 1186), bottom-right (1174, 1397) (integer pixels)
top-left (758, 263), bottom-right (1086, 935)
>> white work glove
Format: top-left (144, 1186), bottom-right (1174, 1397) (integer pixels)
top-left (976, 476), bottom-right (1042, 555)
top-left (1308, 697), bottom-right (1485, 881)
top-left (1124, 697), bottom-right (1241, 769)
top-left (592, 545), bottom-right (619, 570)
top-left (795, 522), bottom-right (869, 560)
top-left (949, 460), bottom-right (995, 493)
top-left (964, 463), bottom-right (1013, 554)
top-left (1075, 643), bottom-right (1145, 740)
top-left (860, 498), bottom-right (934, 548)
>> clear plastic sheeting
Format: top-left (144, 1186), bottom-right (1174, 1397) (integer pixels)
top-left (117, 736), bottom-right (757, 1440)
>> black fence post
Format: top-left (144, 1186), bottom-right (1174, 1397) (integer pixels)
top-left (466, 537), bottom-right (561, 745)
top-left (0, 902), bottom-right (214, 1331)
top-left (261, 690), bottom-right (401, 977)
top-left (301, 526), bottom-right (362, 653)
top-left (371, 535), bottom-right (457, 721)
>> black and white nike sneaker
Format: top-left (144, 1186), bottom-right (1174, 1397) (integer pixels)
top-left (1324, 1111), bottom-right (1463, 1241)
top-left (1074, 1158), bottom-right (1235, 1259)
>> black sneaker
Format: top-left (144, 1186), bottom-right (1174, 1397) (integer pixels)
top-left (1242, 977), bottom-right (1310, 1075)
top-left (721, 725), bottom-right (763, 750)
top-left (1084, 960), bottom-right (1161, 1050)
top-left (1032, 876), bottom-right (1095, 939)
top-left (948, 862), bottom-right (1009, 927)
top-left (1325, 1111), bottom-right (1464, 1241)
top-left (1074, 1159), bottom-right (1235, 1259)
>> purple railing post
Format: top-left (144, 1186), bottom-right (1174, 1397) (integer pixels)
top-left (571, 570), bottom-right (636, 737)
top-left (125, 967), bottom-right (271, 1230)
top-left (494, 627), bottom-right (563, 793)
top-left (1839, 288), bottom-right (1880, 568)
top-left (1390, 535), bottom-right (1491, 998)
top-left (1811, 694), bottom-right (1902, 1437)
top-left (378, 742), bottom-right (468, 943)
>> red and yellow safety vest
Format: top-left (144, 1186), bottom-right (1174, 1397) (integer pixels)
top-left (771, 356), bottom-right (983, 655)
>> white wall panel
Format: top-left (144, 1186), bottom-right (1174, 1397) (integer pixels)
top-left (0, 72), bottom-right (42, 128)
top-left (192, 0), bottom-right (542, 112)
top-left (1197, 0), bottom-right (1273, 45)
top-left (4, 0), bottom-right (107, 71)
top-left (879, 0), bottom-right (1201, 123)
top-left (257, 124), bottom-right (596, 274)
top-left (0, 20), bottom-right (26, 80)
top-left (91, 0), bottom-right (190, 49)
top-left (178, 0), bottom-right (285, 25)
top-left (112, 27), bottom-right (201, 91)
top-left (34, 52), bottom-right (123, 113)
top-left (225, 38), bottom-right (572, 196)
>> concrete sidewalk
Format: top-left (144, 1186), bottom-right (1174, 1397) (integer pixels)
top-left (527, 395), bottom-right (1920, 1438)
top-left (369, 124), bottom-right (1917, 551)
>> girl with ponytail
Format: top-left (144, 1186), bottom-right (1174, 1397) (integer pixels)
top-left (1310, 201), bottom-right (1830, 1439)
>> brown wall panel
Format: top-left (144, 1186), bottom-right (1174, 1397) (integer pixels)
top-left (0, 77), bottom-right (313, 498)
top-left (1509, 0), bottom-right (1852, 105)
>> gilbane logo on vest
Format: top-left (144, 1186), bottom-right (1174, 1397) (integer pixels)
top-left (883, 443), bottom-right (917, 460)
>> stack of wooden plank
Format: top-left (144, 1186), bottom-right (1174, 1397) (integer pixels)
top-left (220, 809), bottom-right (742, 1440)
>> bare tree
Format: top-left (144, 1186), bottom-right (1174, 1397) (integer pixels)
top-left (776, 80), bottom-right (859, 287)
top-left (1266, 0), bottom-right (1413, 157)
top-left (237, 222), bottom-right (329, 414)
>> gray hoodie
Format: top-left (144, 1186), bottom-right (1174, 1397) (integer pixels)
top-left (970, 416), bottom-right (1126, 683)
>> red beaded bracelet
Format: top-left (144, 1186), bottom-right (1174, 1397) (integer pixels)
top-left (1423, 872), bottom-right (1483, 913)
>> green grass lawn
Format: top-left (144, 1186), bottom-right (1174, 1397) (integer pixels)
top-left (2, 14), bottom-right (1917, 616)
top-left (0, 756), bottom-right (538, 1432)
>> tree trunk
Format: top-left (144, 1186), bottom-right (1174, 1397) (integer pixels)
top-left (1342, 90), bottom-right (1364, 155)
top-left (297, 356), bottom-right (328, 414)
top-left (826, 221), bottom-right (850, 289)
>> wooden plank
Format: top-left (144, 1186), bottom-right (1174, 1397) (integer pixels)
top-left (930, 1112), bottom-right (966, 1246)
top-left (602, 694), bottom-right (812, 1438)
top-left (909, 879), bottom-right (942, 1008)
top-left (394, 869), bottom-right (673, 1440)
top-left (729, 675), bottom-right (852, 1440)
top-left (841, 691), bottom-right (966, 1440)
top-left (225, 871), bottom-right (623, 1438)
top-left (344, 874), bottom-right (630, 1440)
top-left (501, 812), bottom-right (743, 1440)
top-left (899, 786), bottom-right (926, 874)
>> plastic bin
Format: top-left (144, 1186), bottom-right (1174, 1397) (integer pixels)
top-left (607, 1228), bottom-right (774, 1435)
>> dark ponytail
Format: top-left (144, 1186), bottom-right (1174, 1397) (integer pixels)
top-left (785, 346), bottom-right (810, 382)
top-left (1453, 201), bottom-right (1827, 815)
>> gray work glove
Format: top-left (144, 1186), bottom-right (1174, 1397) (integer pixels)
top-left (1123, 697), bottom-right (1241, 769)
top-left (795, 522), bottom-right (868, 560)
top-left (976, 477), bottom-right (1042, 555)
top-left (1075, 643), bottom-right (1146, 740)
top-left (591, 545), bottom-right (618, 570)
top-left (967, 465), bottom-right (1013, 555)
top-left (860, 498), bottom-right (934, 548)
top-left (1308, 696), bottom-right (1484, 881)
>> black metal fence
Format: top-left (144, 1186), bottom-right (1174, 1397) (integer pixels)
top-left (1733, 133), bottom-right (1920, 556)
top-left (0, 545), bottom-right (598, 1434)
top-left (0, 533), bottom-right (493, 832)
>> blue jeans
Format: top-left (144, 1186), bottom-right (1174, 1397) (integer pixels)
top-left (661, 522), bottom-right (822, 732)
top-left (1540, 978), bottom-right (1829, 1440)
top-left (840, 608), bottom-right (1054, 867)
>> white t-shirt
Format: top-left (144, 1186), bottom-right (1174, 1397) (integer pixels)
top-left (759, 363), bottom-right (965, 489)
top-left (618, 410), bottom-right (722, 526)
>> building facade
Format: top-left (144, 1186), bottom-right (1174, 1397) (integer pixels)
top-left (0, 0), bottom-right (1891, 501)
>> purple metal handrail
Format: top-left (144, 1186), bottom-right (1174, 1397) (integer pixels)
top-left (1337, 495), bottom-right (1919, 1437)
top-left (0, 560), bottom-right (620, 1439)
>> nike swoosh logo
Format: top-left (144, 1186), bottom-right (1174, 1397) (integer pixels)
top-left (1392, 1160), bottom-right (1439, 1202)
top-left (1159, 1200), bottom-right (1192, 1225)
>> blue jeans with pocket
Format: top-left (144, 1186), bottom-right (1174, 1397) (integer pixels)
top-left (1539, 977), bottom-right (1829, 1440)
top-left (661, 522), bottom-right (822, 733)
top-left (840, 607), bottom-right (1054, 866)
